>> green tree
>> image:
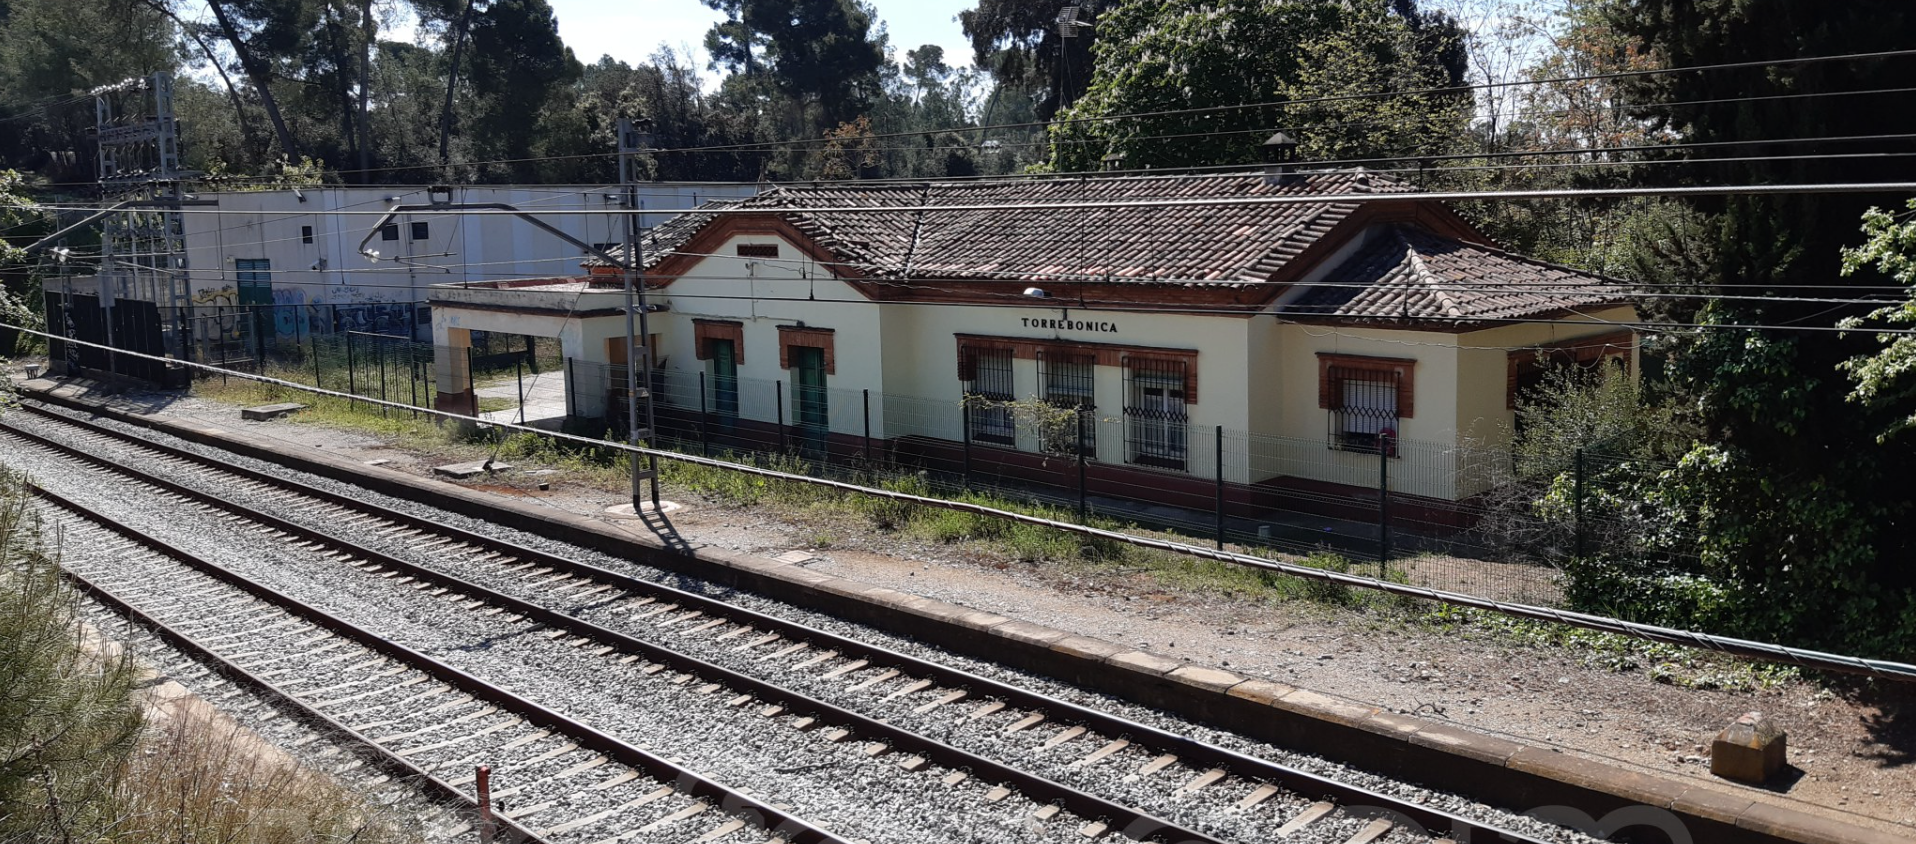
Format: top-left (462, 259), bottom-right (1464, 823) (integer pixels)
top-left (706, 0), bottom-right (884, 129)
top-left (1602, 0), bottom-right (1916, 657)
top-left (1838, 199), bottom-right (1916, 442)
top-left (0, 0), bottom-right (179, 182)
top-left (959, 0), bottom-right (1113, 120)
top-left (1045, 0), bottom-right (1468, 172)
top-left (0, 170), bottom-right (49, 354)
top-left (461, 0), bottom-right (582, 182)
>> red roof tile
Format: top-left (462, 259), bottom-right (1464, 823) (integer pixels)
top-left (1284, 225), bottom-right (1631, 320)
top-left (594, 171), bottom-right (1632, 321)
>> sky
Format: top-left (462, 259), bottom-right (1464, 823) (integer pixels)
top-left (551, 0), bottom-right (980, 82)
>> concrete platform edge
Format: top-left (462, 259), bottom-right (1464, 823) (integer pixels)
top-left (20, 381), bottom-right (1904, 844)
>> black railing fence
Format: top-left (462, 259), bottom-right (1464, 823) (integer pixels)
top-left (562, 359), bottom-right (1695, 606)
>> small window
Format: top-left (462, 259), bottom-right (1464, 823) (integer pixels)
top-left (1041, 351), bottom-right (1096, 456)
top-left (1124, 358), bottom-right (1189, 471)
top-left (301, 225), bottom-right (313, 244)
top-left (737, 243), bottom-right (780, 259)
top-left (963, 347), bottom-right (1015, 446)
top-left (1318, 355), bottom-right (1413, 455)
top-left (1333, 376), bottom-right (1398, 453)
top-left (380, 223), bottom-right (399, 241)
top-left (410, 221), bottom-right (429, 240)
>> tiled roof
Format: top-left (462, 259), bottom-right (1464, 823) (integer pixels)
top-left (595, 172), bottom-right (1632, 321)
top-left (1282, 225), bottom-right (1631, 320)
top-left (603, 170), bottom-right (1411, 285)
top-left (588, 198), bottom-right (742, 271)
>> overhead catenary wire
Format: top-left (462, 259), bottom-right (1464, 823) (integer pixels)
top-left (45, 261), bottom-right (1916, 345)
top-left (39, 47), bottom-right (1915, 188)
top-left (7, 320), bottom-right (1913, 682)
top-left (17, 179), bottom-right (1916, 221)
top-left (35, 250), bottom-right (1916, 312)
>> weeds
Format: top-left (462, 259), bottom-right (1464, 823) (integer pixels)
top-left (1419, 604), bottom-right (1800, 690)
top-left (0, 466), bottom-right (420, 842)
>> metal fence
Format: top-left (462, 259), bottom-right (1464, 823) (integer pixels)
top-left (562, 359), bottom-right (1690, 604)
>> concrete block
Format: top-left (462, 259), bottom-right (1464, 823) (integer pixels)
top-left (431, 460), bottom-right (510, 479)
top-left (240, 402), bottom-right (307, 421)
top-left (1105, 650), bottom-right (1182, 678)
top-left (1224, 678), bottom-right (1296, 706)
top-left (1711, 711), bottom-right (1787, 784)
top-left (1050, 635), bottom-right (1126, 662)
top-left (987, 620), bottom-right (1071, 649)
top-left (1269, 688), bottom-right (1378, 728)
top-left (1165, 665), bottom-right (1246, 694)
top-left (1406, 723), bottom-right (1524, 767)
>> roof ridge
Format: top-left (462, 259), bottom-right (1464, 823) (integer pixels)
top-left (899, 182), bottom-right (934, 278)
top-left (1398, 224), bottom-right (1633, 289)
top-left (1396, 224), bottom-right (1464, 319)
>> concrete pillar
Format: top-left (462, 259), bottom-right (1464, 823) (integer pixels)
top-left (434, 326), bottom-right (474, 416)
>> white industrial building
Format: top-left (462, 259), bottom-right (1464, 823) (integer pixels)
top-left (176, 183), bottom-right (759, 340)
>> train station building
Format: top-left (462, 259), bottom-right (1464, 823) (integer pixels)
top-left (427, 167), bottom-right (1636, 522)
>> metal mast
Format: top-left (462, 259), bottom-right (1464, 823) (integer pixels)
top-left (617, 118), bottom-right (661, 511)
top-left (94, 72), bottom-right (191, 373)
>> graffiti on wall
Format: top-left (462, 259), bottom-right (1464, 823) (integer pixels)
top-left (271, 287), bottom-right (307, 337)
top-left (183, 284), bottom-right (417, 342)
top-left (190, 286), bottom-right (237, 306)
top-left (189, 286), bottom-right (242, 341)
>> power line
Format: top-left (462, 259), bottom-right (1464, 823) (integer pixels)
top-left (34, 48), bottom-right (1913, 187)
top-left (23, 83), bottom-right (1914, 192)
top-left (16, 179), bottom-right (1916, 219)
top-left (44, 260), bottom-right (1916, 339)
top-left (45, 256), bottom-right (1915, 309)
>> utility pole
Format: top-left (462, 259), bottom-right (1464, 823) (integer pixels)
top-left (617, 118), bottom-right (661, 511)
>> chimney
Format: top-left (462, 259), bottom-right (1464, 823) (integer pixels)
top-left (1261, 132), bottom-right (1300, 185)
top-left (1101, 151), bottom-right (1127, 172)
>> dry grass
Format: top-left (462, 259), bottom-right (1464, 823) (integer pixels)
top-left (0, 464), bottom-right (424, 844)
top-left (113, 707), bottom-right (419, 844)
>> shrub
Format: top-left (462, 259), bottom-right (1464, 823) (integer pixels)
top-left (0, 474), bottom-right (145, 841)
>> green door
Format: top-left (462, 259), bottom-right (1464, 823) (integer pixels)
top-left (234, 259), bottom-right (273, 306)
top-left (710, 339), bottom-right (738, 422)
top-left (790, 346), bottom-right (827, 454)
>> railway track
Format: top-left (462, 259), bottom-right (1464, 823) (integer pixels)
top-left (1, 399), bottom-right (1578, 844)
top-left (25, 483), bottom-right (843, 844)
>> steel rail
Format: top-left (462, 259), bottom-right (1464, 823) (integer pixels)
top-left (17, 475), bottom-right (850, 844)
top-left (16, 357), bottom-right (1913, 683)
top-left (0, 417), bottom-right (1241, 844)
top-left (9, 401), bottom-right (1553, 843)
top-left (29, 508), bottom-right (550, 844)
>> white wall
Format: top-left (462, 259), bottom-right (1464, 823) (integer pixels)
top-left (181, 184), bottom-right (757, 340)
top-left (653, 234), bottom-right (886, 438)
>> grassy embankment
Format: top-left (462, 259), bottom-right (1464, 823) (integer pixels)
top-left (0, 465), bottom-right (422, 842)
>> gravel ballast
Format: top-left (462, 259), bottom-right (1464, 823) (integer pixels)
top-left (1, 401), bottom-right (1603, 844)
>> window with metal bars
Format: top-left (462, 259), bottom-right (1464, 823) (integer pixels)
top-left (1040, 351), bottom-right (1096, 456)
top-left (964, 347), bottom-right (1015, 445)
top-left (1328, 366), bottom-right (1400, 454)
top-left (1124, 358), bottom-right (1188, 470)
